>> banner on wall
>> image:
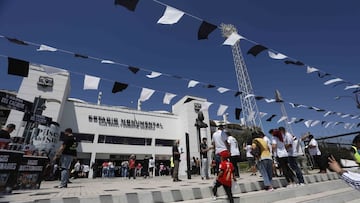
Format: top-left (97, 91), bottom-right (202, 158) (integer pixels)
top-left (0, 150), bottom-right (23, 193)
top-left (30, 123), bottom-right (60, 160)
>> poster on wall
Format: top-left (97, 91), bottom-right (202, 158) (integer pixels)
top-left (0, 150), bottom-right (23, 193)
top-left (30, 123), bottom-right (60, 160)
top-left (14, 155), bottom-right (48, 190)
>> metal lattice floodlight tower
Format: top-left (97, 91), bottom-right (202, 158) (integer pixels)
top-left (220, 23), bottom-right (263, 130)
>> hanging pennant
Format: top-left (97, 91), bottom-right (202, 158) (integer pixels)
top-left (268, 51), bottom-right (287, 60)
top-left (324, 78), bottom-right (343, 85)
top-left (284, 60), bottom-right (304, 66)
top-left (311, 120), bottom-right (320, 127)
top-left (163, 93), bottom-right (176, 104)
top-left (74, 53), bottom-right (89, 59)
top-left (37, 44), bottom-right (57, 52)
top-left (139, 88), bottom-right (155, 102)
top-left (200, 101), bottom-right (213, 111)
top-left (234, 91), bottom-right (242, 97)
top-left (277, 116), bottom-right (287, 124)
top-left (8, 57), bottom-right (29, 77)
top-left (101, 60), bottom-right (115, 64)
top-left (146, 71), bottom-right (162, 78)
top-left (345, 84), bottom-right (360, 90)
top-left (223, 32), bottom-right (244, 46)
top-left (157, 6), bottom-right (184, 25)
top-left (235, 108), bottom-right (242, 120)
top-left (266, 114), bottom-right (276, 122)
top-left (198, 21), bottom-right (217, 40)
top-left (114, 0), bottom-right (139, 11)
top-left (206, 84), bottom-right (215, 88)
top-left (288, 117), bottom-right (297, 124)
top-left (304, 120), bottom-right (313, 128)
top-left (128, 66), bottom-right (140, 74)
top-left (259, 112), bottom-right (267, 118)
top-left (188, 80), bottom-right (200, 88)
top-left (217, 87), bottom-right (230, 93)
top-left (6, 37), bottom-right (28, 45)
top-left (184, 97), bottom-right (196, 104)
top-left (318, 72), bottom-right (331, 78)
top-left (217, 104), bottom-right (228, 116)
top-left (244, 94), bottom-right (255, 99)
top-left (306, 66), bottom-right (319, 73)
top-left (247, 44), bottom-right (268, 57)
top-left (294, 118), bottom-right (304, 124)
top-left (265, 99), bottom-right (276, 103)
top-left (84, 75), bottom-right (100, 90)
top-left (112, 82), bottom-right (128, 93)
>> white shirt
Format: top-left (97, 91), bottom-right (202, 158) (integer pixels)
top-left (308, 138), bottom-right (321, 156)
top-left (227, 136), bottom-right (240, 156)
top-left (245, 145), bottom-right (253, 158)
top-left (293, 138), bottom-right (304, 156)
top-left (149, 159), bottom-right (155, 168)
top-left (272, 135), bottom-right (288, 158)
top-left (212, 129), bottom-right (228, 154)
top-left (284, 132), bottom-right (294, 157)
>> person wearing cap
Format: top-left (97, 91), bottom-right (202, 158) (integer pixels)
top-left (200, 137), bottom-right (211, 180)
top-left (211, 123), bottom-right (229, 175)
top-left (212, 150), bottom-right (235, 202)
top-left (0, 123), bottom-right (16, 149)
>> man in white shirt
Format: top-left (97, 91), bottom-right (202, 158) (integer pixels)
top-left (226, 130), bottom-right (240, 177)
top-left (307, 134), bottom-right (326, 173)
top-left (212, 124), bottom-right (229, 175)
top-left (280, 127), bottom-right (304, 184)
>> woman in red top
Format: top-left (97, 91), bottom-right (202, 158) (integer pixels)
top-left (128, 154), bottom-right (136, 179)
top-left (212, 150), bottom-right (235, 203)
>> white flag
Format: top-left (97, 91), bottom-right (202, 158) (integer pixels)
top-left (163, 93), bottom-right (176, 104)
top-left (146, 71), bottom-right (162, 78)
top-left (200, 102), bottom-right (213, 112)
top-left (324, 78), bottom-right (343, 85)
top-left (259, 112), bottom-right (268, 118)
top-left (345, 84), bottom-right (360, 90)
top-left (223, 32), bottom-right (244, 46)
top-left (244, 94), bottom-right (255, 99)
top-left (157, 6), bottom-right (184, 25)
top-left (84, 74), bottom-right (100, 90)
top-left (268, 51), bottom-right (287, 60)
top-left (277, 116), bottom-right (287, 123)
top-left (139, 88), bottom-right (155, 102)
top-left (306, 66), bottom-right (319, 73)
top-left (311, 120), bottom-right (320, 127)
top-left (304, 120), bottom-right (313, 128)
top-left (288, 117), bottom-right (297, 124)
top-left (188, 80), bottom-right (200, 88)
top-left (217, 104), bottom-right (228, 116)
top-left (325, 122), bottom-right (333, 128)
top-left (101, 60), bottom-right (115, 64)
top-left (323, 111), bottom-right (332, 117)
top-left (217, 87), bottom-right (230, 93)
top-left (37, 44), bottom-right (57, 52)
top-left (265, 99), bottom-right (276, 103)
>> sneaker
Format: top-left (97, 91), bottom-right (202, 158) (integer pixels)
top-left (299, 183), bottom-right (305, 186)
top-left (212, 196), bottom-right (217, 200)
top-left (54, 185), bottom-right (67, 188)
top-left (266, 188), bottom-right (274, 192)
top-left (286, 184), bottom-right (293, 188)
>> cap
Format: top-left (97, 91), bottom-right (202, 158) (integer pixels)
top-left (219, 150), bottom-right (230, 158)
top-left (6, 123), bottom-right (16, 130)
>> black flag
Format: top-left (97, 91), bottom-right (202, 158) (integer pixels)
top-left (112, 82), bottom-right (128, 93)
top-left (247, 44), bottom-right (267, 57)
top-left (114, 0), bottom-right (139, 11)
top-left (128, 66), bottom-right (140, 74)
top-left (198, 21), bottom-right (217, 40)
top-left (8, 57), bottom-right (29, 77)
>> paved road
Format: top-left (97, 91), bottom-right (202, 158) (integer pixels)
top-left (0, 170), bottom-right (351, 203)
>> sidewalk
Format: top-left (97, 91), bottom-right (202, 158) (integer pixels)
top-left (0, 171), bottom-right (340, 203)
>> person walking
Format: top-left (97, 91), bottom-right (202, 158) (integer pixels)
top-left (252, 132), bottom-right (274, 191)
top-left (172, 140), bottom-right (182, 182)
top-left (226, 130), bottom-right (241, 178)
top-left (128, 154), bottom-right (136, 179)
top-left (270, 129), bottom-right (296, 187)
top-left (200, 137), bottom-right (211, 180)
top-left (211, 123), bottom-right (229, 175)
top-left (212, 150), bottom-right (235, 203)
top-left (244, 139), bottom-right (257, 176)
top-left (54, 128), bottom-right (77, 188)
top-left (280, 127), bottom-right (305, 185)
top-left (294, 135), bottom-right (310, 175)
top-left (149, 156), bottom-right (155, 178)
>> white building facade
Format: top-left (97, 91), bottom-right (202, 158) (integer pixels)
top-left (5, 64), bottom-right (212, 178)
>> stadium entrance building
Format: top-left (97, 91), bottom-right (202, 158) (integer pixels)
top-left (4, 64), bottom-right (214, 178)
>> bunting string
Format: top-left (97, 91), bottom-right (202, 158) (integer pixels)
top-left (2, 53), bottom-right (360, 130)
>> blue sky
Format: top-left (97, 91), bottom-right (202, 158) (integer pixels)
top-left (1, 0), bottom-right (360, 141)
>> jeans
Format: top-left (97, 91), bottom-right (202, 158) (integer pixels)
top-left (288, 156), bottom-right (304, 184)
top-left (121, 167), bottom-right (128, 177)
top-left (258, 159), bottom-right (273, 187)
top-left (60, 154), bottom-right (74, 187)
top-left (215, 154), bottom-right (221, 175)
top-left (201, 158), bottom-right (209, 178)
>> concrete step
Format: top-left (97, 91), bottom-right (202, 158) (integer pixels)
top-left (187, 179), bottom-right (355, 203)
